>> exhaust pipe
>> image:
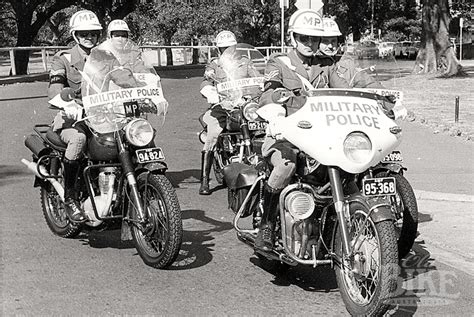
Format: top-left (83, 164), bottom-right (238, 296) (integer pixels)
top-left (24, 134), bottom-right (52, 158)
top-left (20, 158), bottom-right (64, 201)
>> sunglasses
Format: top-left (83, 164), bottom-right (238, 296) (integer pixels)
top-left (296, 34), bottom-right (320, 44)
top-left (111, 32), bottom-right (129, 38)
top-left (76, 31), bottom-right (100, 38)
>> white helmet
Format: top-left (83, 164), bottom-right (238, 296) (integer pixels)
top-left (288, 9), bottom-right (325, 37)
top-left (323, 18), bottom-right (342, 37)
top-left (215, 30), bottom-right (237, 48)
top-left (69, 10), bottom-right (102, 34)
top-left (107, 19), bottom-right (130, 38)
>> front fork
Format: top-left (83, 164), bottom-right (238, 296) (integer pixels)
top-left (328, 167), bottom-right (352, 257)
top-left (116, 132), bottom-right (147, 223)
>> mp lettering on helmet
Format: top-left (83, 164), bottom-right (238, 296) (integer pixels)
top-left (303, 15), bottom-right (322, 28)
top-left (78, 12), bottom-right (97, 22)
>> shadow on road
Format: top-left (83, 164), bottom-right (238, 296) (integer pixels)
top-left (387, 241), bottom-right (437, 316)
top-left (170, 208), bottom-right (234, 270)
top-left (249, 256), bottom-right (339, 292)
top-left (0, 164), bottom-right (33, 187)
top-left (167, 169), bottom-right (201, 188)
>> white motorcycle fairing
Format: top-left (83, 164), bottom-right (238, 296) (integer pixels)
top-left (274, 89), bottom-right (402, 174)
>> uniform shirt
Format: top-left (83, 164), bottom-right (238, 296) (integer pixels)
top-left (259, 50), bottom-right (350, 110)
top-left (49, 45), bottom-right (88, 131)
top-left (200, 51), bottom-right (261, 109)
top-left (314, 53), bottom-right (382, 88)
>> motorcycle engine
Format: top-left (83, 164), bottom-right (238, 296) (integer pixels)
top-left (83, 167), bottom-right (117, 227)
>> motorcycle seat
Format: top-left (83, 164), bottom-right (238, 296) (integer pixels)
top-left (46, 128), bottom-right (67, 151)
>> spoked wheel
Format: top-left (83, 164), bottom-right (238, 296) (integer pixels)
top-left (131, 173), bottom-right (183, 269)
top-left (335, 204), bottom-right (398, 316)
top-left (384, 173), bottom-right (418, 259)
top-left (40, 176), bottom-right (82, 238)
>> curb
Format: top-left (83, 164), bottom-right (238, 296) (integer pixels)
top-left (414, 189), bottom-right (474, 203)
top-left (0, 72), bottom-right (49, 85)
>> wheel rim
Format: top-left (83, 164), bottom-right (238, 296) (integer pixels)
top-left (340, 210), bottom-right (381, 305)
top-left (133, 183), bottom-right (169, 257)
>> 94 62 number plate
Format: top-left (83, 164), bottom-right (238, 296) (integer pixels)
top-left (136, 147), bottom-right (165, 163)
top-left (362, 177), bottom-right (396, 196)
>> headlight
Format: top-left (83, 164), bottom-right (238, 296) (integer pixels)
top-left (124, 118), bottom-right (154, 147)
top-left (242, 102), bottom-right (260, 121)
top-left (343, 132), bottom-right (372, 164)
top-left (284, 190), bottom-right (315, 220)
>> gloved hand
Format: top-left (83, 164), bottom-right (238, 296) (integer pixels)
top-left (62, 102), bottom-right (83, 121)
top-left (200, 85), bottom-right (219, 104)
top-left (392, 100), bottom-right (408, 121)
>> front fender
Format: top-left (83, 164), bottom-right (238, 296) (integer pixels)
top-left (373, 162), bottom-right (406, 175)
top-left (135, 161), bottom-right (168, 175)
top-left (346, 193), bottom-right (394, 223)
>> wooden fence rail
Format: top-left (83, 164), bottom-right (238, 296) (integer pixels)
top-left (0, 45), bottom-right (289, 76)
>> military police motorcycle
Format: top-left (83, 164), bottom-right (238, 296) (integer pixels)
top-left (224, 51), bottom-right (409, 315)
top-left (198, 67), bottom-right (266, 184)
top-left (346, 48), bottom-right (419, 259)
top-left (22, 38), bottom-right (183, 269)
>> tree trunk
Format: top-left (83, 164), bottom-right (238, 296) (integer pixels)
top-left (415, 0), bottom-right (463, 76)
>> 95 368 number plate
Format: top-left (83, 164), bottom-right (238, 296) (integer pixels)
top-left (362, 177), bottom-right (396, 196)
top-left (136, 147), bottom-right (165, 163)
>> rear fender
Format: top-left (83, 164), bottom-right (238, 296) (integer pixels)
top-left (222, 162), bottom-right (258, 190)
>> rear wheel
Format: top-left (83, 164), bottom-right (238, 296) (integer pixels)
top-left (335, 203), bottom-right (398, 316)
top-left (384, 173), bottom-right (418, 259)
top-left (131, 173), bottom-right (183, 269)
top-left (40, 183), bottom-right (82, 238)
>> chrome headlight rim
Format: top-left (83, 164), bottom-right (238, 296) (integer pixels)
top-left (242, 102), bottom-right (260, 121)
top-left (343, 131), bottom-right (372, 164)
top-left (124, 118), bottom-right (154, 147)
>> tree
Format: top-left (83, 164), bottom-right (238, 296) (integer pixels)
top-left (415, 0), bottom-right (463, 76)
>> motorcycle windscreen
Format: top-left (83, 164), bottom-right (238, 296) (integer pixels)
top-left (81, 38), bottom-right (168, 134)
top-left (276, 90), bottom-right (402, 174)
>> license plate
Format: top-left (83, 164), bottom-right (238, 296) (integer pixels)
top-left (248, 121), bottom-right (267, 130)
top-left (136, 147), bottom-right (165, 163)
top-left (362, 177), bottom-right (396, 196)
top-left (382, 150), bottom-right (403, 163)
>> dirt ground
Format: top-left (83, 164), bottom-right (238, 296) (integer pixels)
top-left (394, 60), bottom-right (474, 142)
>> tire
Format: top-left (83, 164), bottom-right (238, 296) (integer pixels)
top-left (131, 173), bottom-right (183, 269)
top-left (40, 184), bottom-right (82, 239)
top-left (385, 173), bottom-right (418, 259)
top-left (334, 204), bottom-right (399, 317)
top-left (212, 156), bottom-right (225, 185)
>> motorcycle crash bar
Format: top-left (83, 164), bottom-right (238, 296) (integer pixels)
top-left (20, 159), bottom-right (65, 201)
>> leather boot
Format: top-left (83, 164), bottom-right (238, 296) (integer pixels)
top-left (255, 184), bottom-right (281, 252)
top-left (199, 151), bottom-right (213, 195)
top-left (63, 159), bottom-right (86, 223)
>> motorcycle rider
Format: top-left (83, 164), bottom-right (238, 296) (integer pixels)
top-left (255, 9), bottom-right (351, 251)
top-left (198, 30), bottom-right (261, 195)
top-left (318, 17), bottom-right (382, 88)
top-left (48, 9), bottom-right (103, 223)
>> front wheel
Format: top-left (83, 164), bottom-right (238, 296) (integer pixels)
top-left (334, 204), bottom-right (399, 316)
top-left (131, 173), bottom-right (183, 269)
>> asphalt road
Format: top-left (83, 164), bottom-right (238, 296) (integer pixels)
top-left (0, 71), bottom-right (473, 316)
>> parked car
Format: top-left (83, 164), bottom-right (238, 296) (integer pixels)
top-left (406, 41), bottom-right (420, 59)
top-left (208, 43), bottom-right (267, 74)
top-left (355, 41), bottom-right (379, 59)
top-left (378, 41), bottom-right (396, 58)
top-left (235, 43), bottom-right (267, 74)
